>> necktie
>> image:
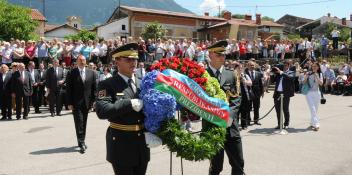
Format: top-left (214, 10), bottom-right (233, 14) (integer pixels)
top-left (128, 78), bottom-right (136, 93)
top-left (216, 69), bottom-right (221, 81)
top-left (140, 68), bottom-right (144, 77)
top-left (251, 71), bottom-right (254, 80)
top-left (80, 70), bottom-right (85, 82)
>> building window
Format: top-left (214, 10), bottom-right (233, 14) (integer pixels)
top-left (122, 25), bottom-right (126, 31)
top-left (247, 31), bottom-right (253, 40)
top-left (74, 24), bottom-right (78, 28)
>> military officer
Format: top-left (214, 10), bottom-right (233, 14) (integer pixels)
top-left (206, 40), bottom-right (245, 175)
top-left (95, 43), bottom-right (150, 175)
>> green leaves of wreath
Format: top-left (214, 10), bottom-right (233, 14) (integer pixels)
top-left (157, 71), bottom-right (227, 161)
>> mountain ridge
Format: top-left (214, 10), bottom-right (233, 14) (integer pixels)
top-left (8, 0), bottom-right (193, 26)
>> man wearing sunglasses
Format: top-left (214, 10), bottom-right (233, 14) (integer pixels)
top-left (95, 43), bottom-right (150, 175)
top-left (206, 40), bottom-right (245, 175)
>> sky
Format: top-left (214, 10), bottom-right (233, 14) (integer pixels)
top-left (175, 0), bottom-right (351, 20)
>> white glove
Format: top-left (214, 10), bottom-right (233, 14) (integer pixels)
top-left (227, 117), bottom-right (234, 127)
top-left (145, 132), bottom-right (162, 148)
top-left (131, 99), bottom-right (143, 112)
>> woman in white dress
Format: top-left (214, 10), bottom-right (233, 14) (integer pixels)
top-left (303, 62), bottom-right (323, 131)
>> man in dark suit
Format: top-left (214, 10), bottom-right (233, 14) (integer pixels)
top-left (245, 61), bottom-right (264, 125)
top-left (45, 59), bottom-right (64, 117)
top-left (28, 61), bottom-right (41, 113)
top-left (272, 60), bottom-right (295, 129)
top-left (60, 62), bottom-right (70, 111)
top-left (66, 55), bottom-right (96, 154)
top-left (11, 63), bottom-right (33, 120)
top-left (95, 43), bottom-right (150, 175)
top-left (205, 41), bottom-right (244, 175)
top-left (37, 63), bottom-right (46, 109)
top-left (0, 64), bottom-right (13, 120)
top-left (238, 65), bottom-right (253, 130)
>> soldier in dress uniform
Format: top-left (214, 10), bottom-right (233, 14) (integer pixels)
top-left (205, 40), bottom-right (245, 175)
top-left (95, 43), bottom-right (150, 175)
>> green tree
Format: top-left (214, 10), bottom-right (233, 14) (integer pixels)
top-left (287, 34), bottom-right (301, 40)
top-left (0, 0), bottom-right (38, 40)
top-left (141, 21), bottom-right (166, 41)
top-left (65, 29), bottom-right (97, 42)
top-left (231, 14), bottom-right (245, 19)
top-left (325, 22), bottom-right (350, 42)
top-left (262, 16), bottom-right (275, 22)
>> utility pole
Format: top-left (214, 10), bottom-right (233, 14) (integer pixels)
top-left (218, 5), bottom-right (221, 17)
top-left (43, 0), bottom-right (46, 28)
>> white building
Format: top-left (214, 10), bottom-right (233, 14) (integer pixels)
top-left (45, 24), bottom-right (81, 40)
top-left (97, 17), bottom-right (129, 40)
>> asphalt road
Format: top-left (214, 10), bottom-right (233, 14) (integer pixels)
top-left (0, 93), bottom-right (351, 175)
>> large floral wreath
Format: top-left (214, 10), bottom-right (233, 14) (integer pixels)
top-left (140, 57), bottom-right (229, 161)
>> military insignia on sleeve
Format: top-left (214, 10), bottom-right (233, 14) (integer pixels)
top-left (98, 90), bottom-right (107, 98)
top-left (116, 93), bottom-right (124, 96)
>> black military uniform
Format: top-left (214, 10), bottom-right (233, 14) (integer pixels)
top-left (206, 41), bottom-right (245, 175)
top-left (95, 43), bottom-right (150, 175)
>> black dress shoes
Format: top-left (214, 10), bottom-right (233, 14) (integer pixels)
top-left (51, 113), bottom-right (55, 117)
top-left (254, 122), bottom-right (262, 125)
top-left (275, 126), bottom-right (280, 129)
top-left (79, 146), bottom-right (86, 154)
top-left (82, 143), bottom-right (88, 150)
top-left (0, 117), bottom-right (6, 120)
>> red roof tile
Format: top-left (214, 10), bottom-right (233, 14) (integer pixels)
top-left (31, 9), bottom-right (46, 21)
top-left (120, 5), bottom-right (226, 21)
top-left (207, 18), bottom-right (284, 29)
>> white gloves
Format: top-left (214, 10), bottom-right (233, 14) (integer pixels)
top-left (131, 99), bottom-right (143, 112)
top-left (227, 117), bottom-right (234, 127)
top-left (145, 132), bottom-right (162, 148)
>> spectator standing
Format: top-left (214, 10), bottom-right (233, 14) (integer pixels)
top-left (1, 42), bottom-right (12, 67)
top-left (72, 41), bottom-right (82, 64)
top-left (46, 59), bottom-right (64, 117)
top-left (12, 40), bottom-right (25, 64)
top-left (303, 63), bottom-right (323, 131)
top-left (36, 37), bottom-right (49, 66)
top-left (24, 40), bottom-right (36, 66)
top-left (331, 27), bottom-right (340, 50)
top-left (11, 63), bottom-right (32, 120)
top-left (28, 61), bottom-right (41, 113)
top-left (80, 41), bottom-right (93, 62)
top-left (62, 40), bottom-right (73, 66)
top-left (48, 41), bottom-right (59, 64)
top-left (0, 64), bottom-right (13, 120)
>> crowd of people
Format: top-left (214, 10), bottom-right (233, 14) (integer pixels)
top-left (0, 36), bottom-right (352, 121)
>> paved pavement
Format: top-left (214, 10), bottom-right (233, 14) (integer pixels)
top-left (0, 93), bottom-right (352, 175)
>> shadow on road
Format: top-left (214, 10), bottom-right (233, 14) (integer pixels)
top-left (30, 146), bottom-right (78, 155)
top-left (248, 127), bottom-right (312, 135)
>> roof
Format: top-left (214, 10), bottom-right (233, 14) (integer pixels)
top-left (297, 16), bottom-right (352, 29)
top-left (108, 5), bottom-right (226, 22)
top-left (44, 24), bottom-right (81, 33)
top-left (45, 24), bottom-right (60, 32)
top-left (31, 9), bottom-right (46, 21)
top-left (276, 14), bottom-right (313, 23)
top-left (206, 18), bottom-right (284, 29)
